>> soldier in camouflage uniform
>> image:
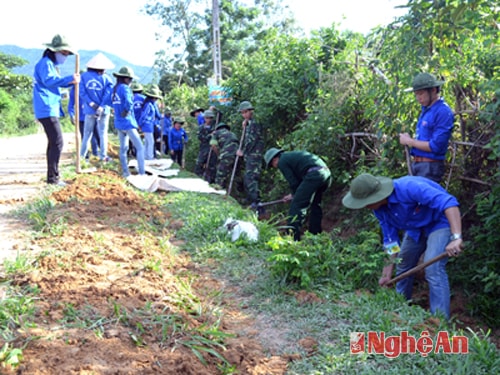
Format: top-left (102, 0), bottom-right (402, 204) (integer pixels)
top-left (194, 109), bottom-right (217, 182)
top-left (236, 101), bottom-right (264, 208)
top-left (209, 123), bottom-right (239, 189)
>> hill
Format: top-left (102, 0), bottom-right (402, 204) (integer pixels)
top-left (0, 45), bottom-right (157, 84)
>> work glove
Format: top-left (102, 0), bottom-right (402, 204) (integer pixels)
top-left (89, 102), bottom-right (98, 110)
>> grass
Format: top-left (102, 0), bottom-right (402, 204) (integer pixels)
top-left (0, 169), bottom-right (498, 374)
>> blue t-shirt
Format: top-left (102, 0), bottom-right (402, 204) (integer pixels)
top-left (33, 56), bottom-right (74, 118)
top-left (373, 176), bottom-right (459, 244)
top-left (111, 84), bottom-right (138, 131)
top-left (411, 98), bottom-right (454, 160)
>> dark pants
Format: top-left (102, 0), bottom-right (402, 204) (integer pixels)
top-left (162, 135), bottom-right (169, 154)
top-left (171, 149), bottom-right (183, 165)
top-left (411, 161), bottom-right (445, 184)
top-left (289, 170), bottom-right (331, 241)
top-left (78, 121), bottom-right (100, 157)
top-left (39, 117), bottom-right (63, 184)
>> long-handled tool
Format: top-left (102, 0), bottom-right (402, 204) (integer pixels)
top-left (258, 198), bottom-right (287, 207)
top-left (181, 139), bottom-right (186, 169)
top-left (226, 123), bottom-right (246, 197)
top-left (404, 145), bottom-right (413, 176)
top-left (384, 252), bottom-right (449, 286)
top-left (203, 147), bottom-right (213, 181)
top-left (74, 54), bottom-right (82, 173)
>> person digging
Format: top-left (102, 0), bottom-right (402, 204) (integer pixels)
top-left (264, 148), bottom-right (332, 241)
top-left (342, 173), bottom-right (464, 320)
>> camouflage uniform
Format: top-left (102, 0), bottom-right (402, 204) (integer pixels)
top-left (242, 118), bottom-right (264, 203)
top-left (210, 124), bottom-right (239, 188)
top-left (194, 115), bottom-right (217, 182)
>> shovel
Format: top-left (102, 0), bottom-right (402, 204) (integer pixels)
top-left (384, 252), bottom-right (449, 286)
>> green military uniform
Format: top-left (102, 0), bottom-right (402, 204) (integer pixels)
top-left (209, 123), bottom-right (239, 188)
top-left (242, 118), bottom-right (264, 203)
top-left (266, 149), bottom-right (332, 241)
top-left (194, 110), bottom-right (217, 182)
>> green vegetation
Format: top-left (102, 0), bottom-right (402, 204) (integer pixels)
top-left (0, 0), bottom-right (498, 371)
top-left (1, 173), bottom-right (498, 372)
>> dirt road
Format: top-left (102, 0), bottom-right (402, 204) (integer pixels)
top-left (0, 131), bottom-right (76, 264)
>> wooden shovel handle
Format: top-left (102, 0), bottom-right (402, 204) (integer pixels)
top-left (385, 252), bottom-right (449, 286)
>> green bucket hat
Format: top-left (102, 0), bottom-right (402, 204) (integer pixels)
top-left (239, 101), bottom-right (254, 112)
top-left (130, 82), bottom-right (143, 92)
top-left (174, 116), bottom-right (185, 124)
top-left (44, 34), bottom-right (75, 55)
top-left (342, 173), bottom-right (394, 209)
top-left (113, 66), bottom-right (137, 79)
top-left (404, 73), bottom-right (445, 92)
top-left (264, 148), bottom-right (283, 167)
top-left (144, 86), bottom-right (163, 99)
top-left (203, 110), bottom-right (215, 118)
top-left (215, 122), bottom-right (230, 131)
top-left (190, 106), bottom-right (204, 117)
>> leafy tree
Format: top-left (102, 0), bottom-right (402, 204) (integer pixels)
top-left (144, 0), bottom-right (296, 88)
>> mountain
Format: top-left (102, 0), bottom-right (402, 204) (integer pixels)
top-left (0, 45), bottom-right (157, 84)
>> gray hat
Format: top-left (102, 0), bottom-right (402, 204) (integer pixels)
top-left (404, 73), bottom-right (445, 92)
top-left (239, 101), bottom-right (254, 111)
top-left (113, 66), bottom-right (138, 79)
top-left (190, 106), bottom-right (204, 117)
top-left (130, 82), bottom-right (143, 92)
top-left (44, 34), bottom-right (75, 55)
top-left (264, 148), bottom-right (283, 167)
top-left (203, 110), bottom-right (215, 118)
top-left (342, 173), bottom-right (394, 209)
top-left (174, 116), bottom-right (185, 124)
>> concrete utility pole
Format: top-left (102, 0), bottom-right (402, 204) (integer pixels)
top-left (212, 0), bottom-right (222, 84)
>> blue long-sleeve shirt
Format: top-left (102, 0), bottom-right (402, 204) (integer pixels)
top-left (373, 176), bottom-right (459, 245)
top-left (168, 127), bottom-right (188, 151)
top-left (67, 85), bottom-right (84, 120)
top-left (80, 70), bottom-right (113, 115)
top-left (411, 98), bottom-right (454, 160)
top-left (139, 99), bottom-right (161, 133)
top-left (111, 83), bottom-right (138, 131)
top-left (162, 115), bottom-right (172, 136)
top-left (33, 56), bottom-right (74, 118)
top-left (133, 93), bottom-right (145, 122)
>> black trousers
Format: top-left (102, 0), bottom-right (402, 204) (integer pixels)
top-left (39, 117), bottom-right (64, 184)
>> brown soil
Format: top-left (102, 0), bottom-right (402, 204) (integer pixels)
top-left (0, 133), bottom-right (292, 374)
top-left (0, 133), bottom-right (497, 374)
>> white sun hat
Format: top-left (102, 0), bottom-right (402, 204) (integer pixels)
top-left (86, 52), bottom-right (115, 70)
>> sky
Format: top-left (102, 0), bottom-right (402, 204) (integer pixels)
top-left (0, 0), bottom-right (408, 67)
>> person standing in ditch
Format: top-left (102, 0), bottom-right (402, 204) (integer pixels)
top-left (342, 173), bottom-right (464, 320)
top-left (400, 72), bottom-right (454, 183)
top-left (79, 52), bottom-right (115, 163)
top-left (33, 34), bottom-right (80, 186)
top-left (209, 123), bottom-right (239, 190)
top-left (111, 66), bottom-right (145, 177)
top-left (264, 148), bottom-right (331, 241)
top-left (237, 101), bottom-right (265, 209)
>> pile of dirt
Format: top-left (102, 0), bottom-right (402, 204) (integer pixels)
top-left (4, 171), bottom-right (290, 374)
